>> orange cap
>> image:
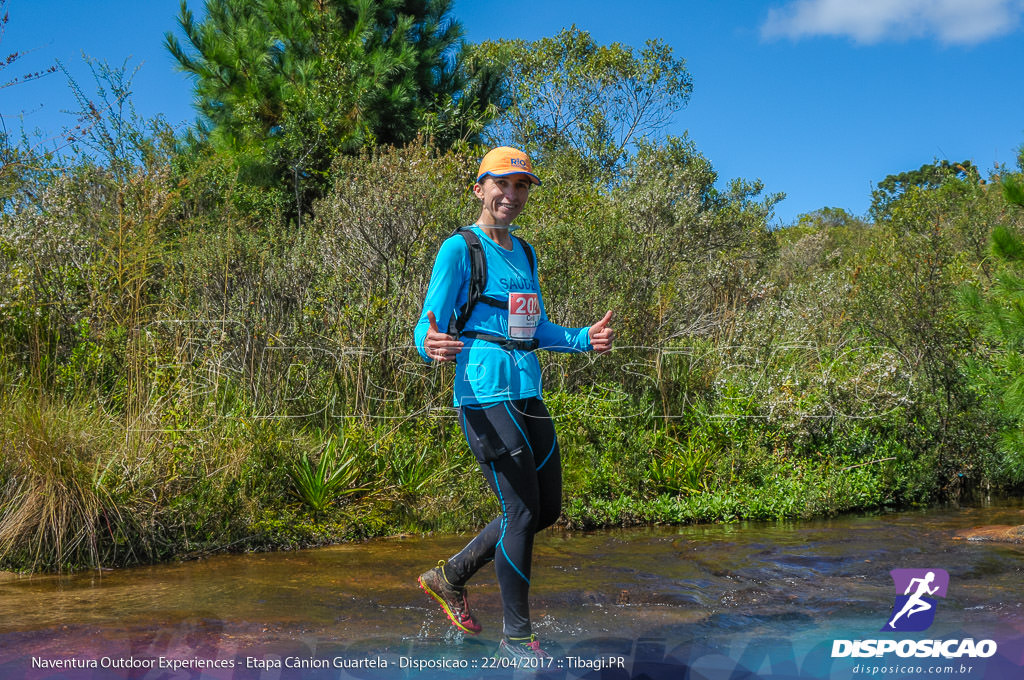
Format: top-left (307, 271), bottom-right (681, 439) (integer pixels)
top-left (476, 146), bottom-right (541, 186)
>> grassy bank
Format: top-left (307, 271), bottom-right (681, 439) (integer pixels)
top-left (0, 378), bottom-right (930, 573)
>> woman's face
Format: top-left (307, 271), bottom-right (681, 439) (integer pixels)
top-left (473, 174), bottom-right (532, 226)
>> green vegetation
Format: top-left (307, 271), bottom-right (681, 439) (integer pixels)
top-left (472, 26), bottom-right (693, 176)
top-left (1, 18), bottom-right (1023, 573)
top-left (959, 176), bottom-right (1024, 483)
top-left (165, 0), bottom-right (502, 216)
top-left (286, 434), bottom-right (365, 513)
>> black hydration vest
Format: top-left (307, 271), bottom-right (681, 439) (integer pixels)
top-left (446, 226), bottom-right (540, 352)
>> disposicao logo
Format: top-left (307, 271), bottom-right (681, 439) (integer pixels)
top-left (883, 568), bottom-right (949, 632)
top-left (831, 568), bottom-right (998, 660)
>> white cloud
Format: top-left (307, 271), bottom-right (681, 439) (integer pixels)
top-left (761, 0), bottom-right (1024, 45)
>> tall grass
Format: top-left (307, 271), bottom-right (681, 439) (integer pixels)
top-left (0, 392), bottom-right (145, 570)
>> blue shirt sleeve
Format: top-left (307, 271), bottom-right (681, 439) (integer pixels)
top-left (414, 236), bottom-right (470, 361)
top-left (534, 319), bottom-right (593, 352)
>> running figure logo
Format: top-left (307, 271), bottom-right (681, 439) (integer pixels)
top-left (882, 568), bottom-right (950, 632)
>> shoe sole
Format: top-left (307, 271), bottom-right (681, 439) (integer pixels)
top-left (417, 576), bottom-right (481, 635)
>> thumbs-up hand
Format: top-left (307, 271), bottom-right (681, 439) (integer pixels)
top-left (424, 310), bottom-right (463, 362)
top-left (588, 310), bottom-right (614, 354)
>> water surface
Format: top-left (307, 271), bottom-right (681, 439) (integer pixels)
top-left (2, 502), bottom-right (1023, 678)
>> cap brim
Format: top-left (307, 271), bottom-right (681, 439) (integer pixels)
top-left (476, 170), bottom-right (542, 186)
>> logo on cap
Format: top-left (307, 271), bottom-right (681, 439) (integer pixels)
top-left (476, 146), bottom-right (541, 185)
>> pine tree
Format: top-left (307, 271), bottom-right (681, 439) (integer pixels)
top-left (959, 175), bottom-right (1024, 483)
top-left (165, 0), bottom-right (501, 217)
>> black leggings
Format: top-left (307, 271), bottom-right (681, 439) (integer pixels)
top-left (444, 397), bottom-right (561, 638)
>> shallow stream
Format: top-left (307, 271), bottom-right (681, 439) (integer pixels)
top-left (2, 501), bottom-right (1023, 679)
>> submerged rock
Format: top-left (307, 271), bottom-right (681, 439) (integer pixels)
top-left (952, 525), bottom-right (1024, 544)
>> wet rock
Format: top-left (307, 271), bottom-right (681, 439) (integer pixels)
top-left (952, 525), bottom-right (1024, 544)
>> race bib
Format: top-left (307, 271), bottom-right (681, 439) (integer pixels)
top-left (508, 292), bottom-right (540, 339)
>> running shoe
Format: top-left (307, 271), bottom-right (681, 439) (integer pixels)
top-left (495, 635), bottom-right (552, 662)
top-left (417, 560), bottom-right (482, 635)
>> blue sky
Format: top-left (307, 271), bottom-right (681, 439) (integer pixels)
top-left (3, 0), bottom-right (1023, 224)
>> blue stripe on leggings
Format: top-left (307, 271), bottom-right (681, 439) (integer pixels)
top-left (536, 439), bottom-right (556, 471)
top-left (490, 462), bottom-right (530, 585)
top-left (502, 402), bottom-right (533, 455)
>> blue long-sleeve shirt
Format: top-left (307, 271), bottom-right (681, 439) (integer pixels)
top-left (415, 226), bottom-right (592, 406)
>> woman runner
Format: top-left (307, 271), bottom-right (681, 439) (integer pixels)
top-left (414, 146), bottom-right (614, 660)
